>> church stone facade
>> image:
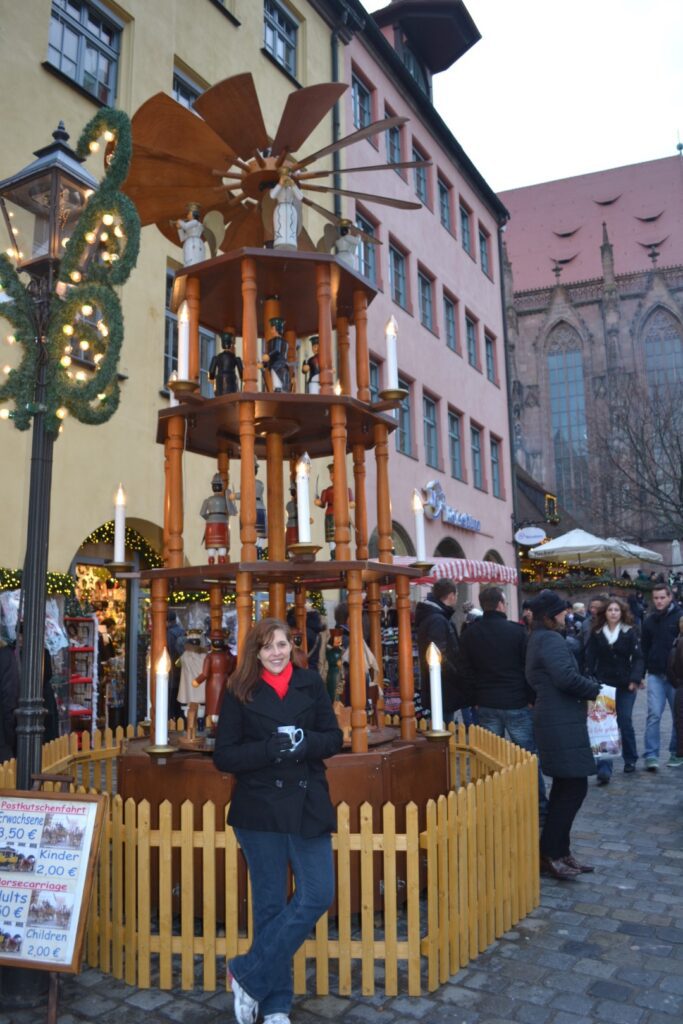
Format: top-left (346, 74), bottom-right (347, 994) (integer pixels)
top-left (499, 155), bottom-right (683, 547)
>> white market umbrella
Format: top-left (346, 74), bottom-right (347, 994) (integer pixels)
top-left (605, 538), bottom-right (663, 564)
top-left (528, 529), bottom-right (621, 568)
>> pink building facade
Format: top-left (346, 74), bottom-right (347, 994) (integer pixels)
top-left (338, 2), bottom-right (516, 593)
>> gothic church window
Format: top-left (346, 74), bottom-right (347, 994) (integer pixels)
top-left (546, 323), bottom-right (590, 513)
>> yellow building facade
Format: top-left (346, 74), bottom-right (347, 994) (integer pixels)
top-left (0, 0), bottom-right (340, 576)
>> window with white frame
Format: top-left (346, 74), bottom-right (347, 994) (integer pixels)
top-left (460, 201), bottom-right (472, 256)
top-left (413, 144), bottom-right (428, 203)
top-left (443, 294), bottom-right (457, 352)
top-left (164, 270), bottom-right (216, 398)
top-left (352, 73), bottom-right (372, 129)
top-left (356, 211), bottom-right (377, 285)
top-left (172, 69), bottom-right (201, 110)
top-left (485, 332), bottom-right (496, 383)
top-left (491, 436), bottom-right (502, 497)
top-left (369, 359), bottom-right (381, 403)
top-left (423, 395), bottom-right (438, 468)
top-left (48, 0), bottom-right (121, 104)
top-left (479, 225), bottom-right (491, 277)
top-left (418, 270), bottom-right (434, 330)
top-left (396, 377), bottom-right (412, 455)
top-left (438, 177), bottom-right (452, 231)
top-left (263, 0), bottom-right (298, 78)
top-left (471, 425), bottom-right (483, 489)
top-left (466, 315), bottom-right (478, 368)
top-left (386, 112), bottom-right (402, 168)
top-left (448, 411), bottom-right (464, 479)
top-left (389, 243), bottom-right (408, 309)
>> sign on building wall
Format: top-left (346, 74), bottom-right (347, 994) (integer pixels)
top-left (0, 790), bottom-right (107, 972)
top-left (422, 480), bottom-right (481, 533)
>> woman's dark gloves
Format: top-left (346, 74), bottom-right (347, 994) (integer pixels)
top-left (281, 736), bottom-right (308, 763)
top-left (265, 732), bottom-right (309, 763)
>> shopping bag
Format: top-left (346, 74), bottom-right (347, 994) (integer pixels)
top-left (587, 685), bottom-right (621, 758)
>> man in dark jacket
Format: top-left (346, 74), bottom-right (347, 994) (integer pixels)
top-left (415, 579), bottom-right (467, 722)
top-left (642, 583), bottom-right (681, 770)
top-left (0, 645), bottom-right (19, 764)
top-left (459, 586), bottom-right (547, 815)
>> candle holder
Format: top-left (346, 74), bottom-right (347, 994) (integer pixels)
top-left (425, 727), bottom-right (451, 741)
top-left (145, 742), bottom-right (177, 763)
top-left (410, 560), bottom-right (434, 574)
top-left (139, 718), bottom-right (151, 737)
top-left (287, 542), bottom-right (321, 563)
top-left (105, 560), bottom-right (133, 574)
top-left (379, 387), bottom-right (409, 403)
top-left (168, 378), bottom-right (199, 397)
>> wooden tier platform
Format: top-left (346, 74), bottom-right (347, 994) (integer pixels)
top-left (132, 558), bottom-right (424, 593)
top-left (117, 733), bottom-right (450, 916)
top-left (171, 247), bottom-right (376, 335)
top-left (157, 391), bottom-right (399, 460)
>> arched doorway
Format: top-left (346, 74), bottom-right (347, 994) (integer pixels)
top-left (367, 521), bottom-right (416, 558)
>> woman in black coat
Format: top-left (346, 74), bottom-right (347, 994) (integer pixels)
top-left (214, 618), bottom-right (342, 1024)
top-left (585, 597), bottom-right (644, 781)
top-left (526, 591), bottom-right (601, 881)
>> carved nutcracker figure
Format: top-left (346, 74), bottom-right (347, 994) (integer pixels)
top-left (208, 330), bottom-right (243, 395)
top-left (301, 335), bottom-right (320, 394)
top-left (259, 317), bottom-right (291, 392)
top-left (192, 633), bottom-right (236, 735)
top-left (200, 473), bottom-right (237, 563)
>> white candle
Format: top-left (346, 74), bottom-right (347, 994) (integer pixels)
top-left (145, 651), bottom-right (151, 720)
top-left (154, 649), bottom-right (171, 746)
top-left (168, 370), bottom-right (178, 407)
top-left (296, 452), bottom-right (312, 543)
top-left (412, 489), bottom-right (426, 561)
top-left (426, 642), bottom-right (444, 731)
top-left (114, 484), bottom-right (126, 563)
top-left (385, 315), bottom-right (398, 391)
top-left (177, 301), bottom-right (190, 380)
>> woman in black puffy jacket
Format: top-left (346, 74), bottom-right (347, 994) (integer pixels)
top-left (526, 591), bottom-right (601, 881)
top-left (585, 597), bottom-right (643, 781)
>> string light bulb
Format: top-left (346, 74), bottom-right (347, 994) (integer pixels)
top-left (79, 340), bottom-right (90, 351)
top-left (60, 355), bottom-right (72, 368)
top-left (62, 324), bottom-right (74, 336)
top-left (102, 213), bottom-right (114, 226)
top-left (81, 304), bottom-right (93, 317)
top-left (89, 140), bottom-right (100, 153)
top-left (6, 335), bottom-right (15, 345)
top-left (84, 230), bottom-right (97, 244)
top-left (70, 271), bottom-right (82, 283)
top-left (97, 321), bottom-right (109, 337)
top-left (0, 409), bottom-right (10, 420)
top-left (114, 225), bottom-right (124, 238)
top-left (75, 370), bottom-right (87, 381)
top-left (56, 407), bottom-right (68, 420)
top-left (103, 130), bottom-right (115, 142)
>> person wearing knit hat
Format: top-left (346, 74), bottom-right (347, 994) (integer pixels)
top-left (526, 590), bottom-right (601, 880)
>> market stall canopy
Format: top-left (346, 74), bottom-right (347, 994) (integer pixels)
top-left (389, 556), bottom-right (517, 585)
top-left (529, 529), bottom-right (663, 568)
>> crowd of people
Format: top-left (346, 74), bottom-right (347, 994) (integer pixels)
top-left (416, 579), bottom-right (683, 882)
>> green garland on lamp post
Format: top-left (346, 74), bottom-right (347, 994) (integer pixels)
top-left (0, 109), bottom-right (140, 792)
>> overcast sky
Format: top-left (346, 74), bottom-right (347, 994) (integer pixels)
top-left (360, 0), bottom-right (683, 192)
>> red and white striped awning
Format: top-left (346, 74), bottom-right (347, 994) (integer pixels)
top-left (389, 556), bottom-right (517, 585)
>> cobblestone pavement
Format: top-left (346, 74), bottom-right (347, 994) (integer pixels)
top-left (2, 699), bottom-right (681, 1024)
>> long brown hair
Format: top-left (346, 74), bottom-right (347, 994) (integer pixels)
top-left (228, 618), bottom-right (292, 702)
top-left (593, 596), bottom-right (633, 632)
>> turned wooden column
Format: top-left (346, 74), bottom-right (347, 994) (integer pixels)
top-left (150, 577), bottom-right (169, 721)
top-left (396, 573), bottom-right (416, 740)
top-left (263, 295), bottom-right (281, 338)
top-left (374, 422), bottom-right (393, 563)
top-left (209, 585), bottom-right (223, 634)
top-left (348, 569), bottom-right (368, 753)
top-left (236, 570), bottom-right (253, 658)
top-left (316, 263), bottom-right (334, 395)
top-left (241, 257), bottom-right (258, 391)
top-left (295, 586), bottom-right (307, 654)
top-left (239, 404), bottom-right (257, 561)
top-left (366, 580), bottom-right (384, 718)
top-left (353, 289), bottom-right (370, 403)
top-left (165, 415), bottom-right (184, 569)
top-left (186, 276), bottom-right (200, 384)
top-left (285, 328), bottom-right (298, 392)
top-left (330, 404), bottom-right (351, 560)
top-left (266, 431), bottom-right (286, 620)
top-left (352, 443), bottom-right (368, 559)
top-left (337, 315), bottom-right (351, 395)
top-left (163, 438), bottom-right (170, 565)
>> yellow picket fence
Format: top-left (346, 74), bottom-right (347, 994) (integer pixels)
top-left (0, 722), bottom-right (539, 996)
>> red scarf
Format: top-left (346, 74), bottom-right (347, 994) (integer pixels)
top-left (261, 661), bottom-right (293, 699)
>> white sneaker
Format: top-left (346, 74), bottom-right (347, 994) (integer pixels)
top-left (264, 1015), bottom-right (291, 1024)
top-left (230, 976), bottom-right (258, 1024)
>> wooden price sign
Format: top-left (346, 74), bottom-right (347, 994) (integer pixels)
top-left (0, 790), bottom-right (107, 973)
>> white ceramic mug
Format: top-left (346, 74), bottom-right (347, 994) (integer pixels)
top-left (277, 725), bottom-right (304, 749)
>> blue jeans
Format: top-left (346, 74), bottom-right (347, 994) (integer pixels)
top-left (596, 686), bottom-right (639, 778)
top-left (643, 673), bottom-right (677, 762)
top-left (477, 706), bottom-right (548, 816)
top-left (230, 829), bottom-right (334, 1016)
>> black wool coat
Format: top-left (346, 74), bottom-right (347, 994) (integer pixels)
top-left (585, 626), bottom-right (644, 688)
top-left (213, 667), bottom-right (343, 836)
top-left (526, 626), bottom-right (601, 778)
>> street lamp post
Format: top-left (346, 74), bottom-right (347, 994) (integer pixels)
top-left (0, 114), bottom-right (140, 792)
